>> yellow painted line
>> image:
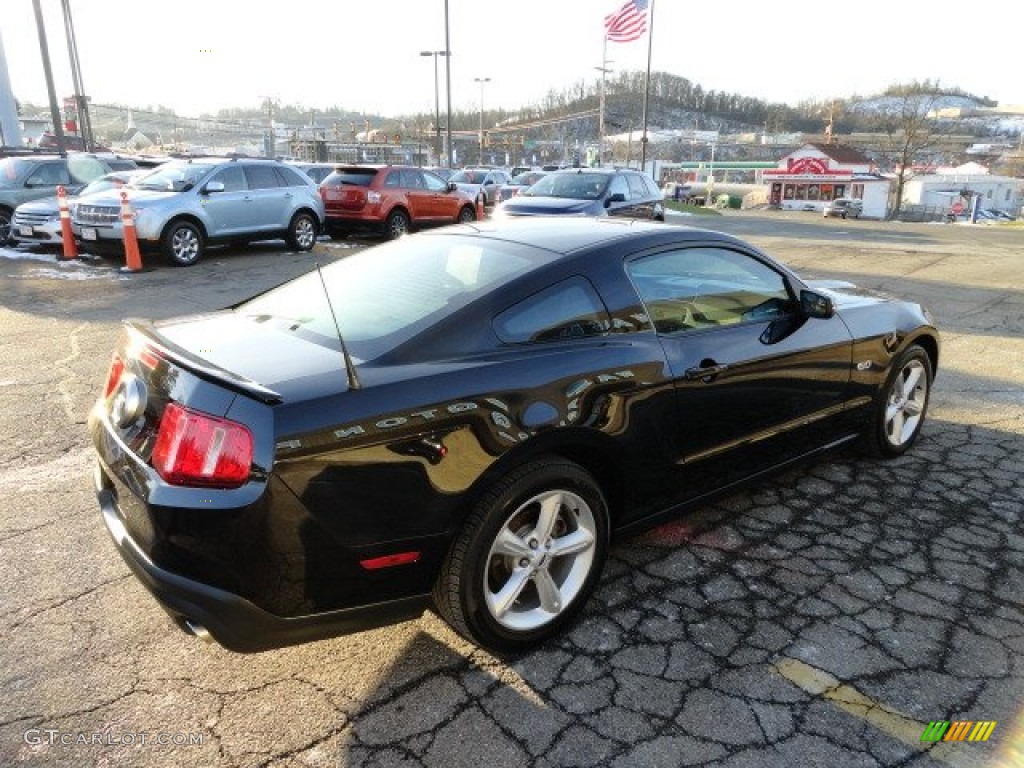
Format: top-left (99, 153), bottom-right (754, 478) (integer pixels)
top-left (771, 658), bottom-right (969, 765)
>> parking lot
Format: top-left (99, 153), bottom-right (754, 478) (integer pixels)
top-left (1, 212), bottom-right (1022, 767)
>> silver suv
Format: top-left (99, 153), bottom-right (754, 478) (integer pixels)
top-left (72, 157), bottom-right (325, 266)
top-left (0, 153), bottom-right (138, 243)
top-left (823, 197), bottom-right (863, 219)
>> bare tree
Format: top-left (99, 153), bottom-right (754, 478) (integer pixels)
top-left (868, 84), bottom-right (953, 219)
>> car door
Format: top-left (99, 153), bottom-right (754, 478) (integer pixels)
top-left (242, 164), bottom-right (290, 232)
top-left (423, 169), bottom-right (457, 221)
top-left (399, 169), bottom-right (435, 222)
top-left (626, 243), bottom-right (854, 486)
top-left (624, 173), bottom-right (657, 219)
top-left (605, 173), bottom-right (635, 218)
top-left (200, 165), bottom-right (253, 235)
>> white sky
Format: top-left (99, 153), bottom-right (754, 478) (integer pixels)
top-left (2, 0), bottom-right (1022, 120)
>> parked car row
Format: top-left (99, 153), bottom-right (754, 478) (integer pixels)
top-left (0, 152), bottom-right (140, 243)
top-left (6, 154), bottom-right (668, 264)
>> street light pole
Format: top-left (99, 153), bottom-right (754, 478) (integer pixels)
top-left (474, 76), bottom-right (490, 164)
top-left (420, 50), bottom-right (448, 165)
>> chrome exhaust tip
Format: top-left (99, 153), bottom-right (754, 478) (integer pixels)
top-left (183, 619), bottom-right (214, 644)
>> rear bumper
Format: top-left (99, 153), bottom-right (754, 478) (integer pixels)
top-left (95, 463), bottom-right (429, 652)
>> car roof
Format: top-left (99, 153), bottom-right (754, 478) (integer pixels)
top-left (419, 215), bottom-right (736, 255)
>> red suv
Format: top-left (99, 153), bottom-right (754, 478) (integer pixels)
top-left (320, 165), bottom-right (478, 239)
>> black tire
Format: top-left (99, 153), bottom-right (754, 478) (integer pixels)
top-left (0, 206), bottom-right (13, 244)
top-left (161, 220), bottom-right (203, 266)
top-left (286, 211), bottom-right (317, 251)
top-left (432, 458), bottom-right (609, 655)
top-left (458, 205), bottom-right (477, 223)
top-left (384, 209), bottom-right (410, 240)
top-left (864, 344), bottom-right (933, 458)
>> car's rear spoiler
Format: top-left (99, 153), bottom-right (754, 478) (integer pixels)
top-left (124, 319), bottom-right (284, 405)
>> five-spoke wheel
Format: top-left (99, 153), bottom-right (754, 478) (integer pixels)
top-left (867, 344), bottom-right (933, 457)
top-left (433, 458), bottom-right (608, 654)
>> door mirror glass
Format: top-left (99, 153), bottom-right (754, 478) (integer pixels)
top-left (800, 290), bottom-right (834, 319)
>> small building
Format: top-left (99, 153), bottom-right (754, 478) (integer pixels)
top-left (902, 170), bottom-right (1024, 218)
top-left (763, 143), bottom-right (891, 218)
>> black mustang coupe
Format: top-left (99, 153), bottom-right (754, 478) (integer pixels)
top-left (90, 217), bottom-right (939, 654)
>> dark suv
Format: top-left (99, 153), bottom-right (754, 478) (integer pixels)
top-left (0, 153), bottom-right (138, 243)
top-left (494, 167), bottom-right (665, 221)
top-left (319, 165), bottom-right (478, 239)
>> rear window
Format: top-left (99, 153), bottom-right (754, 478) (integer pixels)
top-left (237, 233), bottom-right (551, 361)
top-left (322, 169), bottom-right (378, 187)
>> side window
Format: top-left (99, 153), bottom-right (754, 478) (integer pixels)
top-left (644, 175), bottom-right (661, 197)
top-left (627, 174), bottom-right (648, 199)
top-left (211, 166), bottom-right (246, 192)
top-left (627, 247), bottom-right (793, 334)
top-left (401, 170), bottom-right (426, 189)
top-left (383, 170), bottom-right (403, 188)
top-left (609, 174), bottom-right (630, 200)
top-left (276, 165), bottom-right (311, 187)
top-left (244, 165), bottom-right (282, 190)
top-left (26, 162), bottom-right (72, 187)
top-left (493, 276), bottom-right (611, 344)
top-left (423, 171), bottom-right (447, 192)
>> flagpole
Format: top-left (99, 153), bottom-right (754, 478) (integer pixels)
top-left (598, 37), bottom-right (605, 166)
top-left (639, 0), bottom-right (654, 171)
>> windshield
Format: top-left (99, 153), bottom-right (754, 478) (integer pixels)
top-left (78, 173), bottom-right (139, 197)
top-left (237, 234), bottom-right (544, 361)
top-left (449, 170), bottom-right (485, 184)
top-left (524, 173), bottom-right (610, 200)
top-left (134, 162), bottom-right (216, 192)
top-left (512, 171), bottom-right (544, 186)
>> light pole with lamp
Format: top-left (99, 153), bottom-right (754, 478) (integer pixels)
top-left (420, 50), bottom-right (449, 165)
top-left (474, 76), bottom-right (490, 165)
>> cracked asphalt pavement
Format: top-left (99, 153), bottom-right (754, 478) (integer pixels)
top-left (1, 213), bottom-right (1021, 767)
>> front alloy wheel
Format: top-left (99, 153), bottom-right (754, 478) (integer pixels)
top-left (867, 344), bottom-right (933, 457)
top-left (162, 221), bottom-right (203, 266)
top-left (433, 458), bottom-right (608, 654)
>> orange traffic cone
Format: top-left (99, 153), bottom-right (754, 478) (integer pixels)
top-left (119, 190), bottom-right (144, 273)
top-left (57, 185), bottom-right (78, 261)
top-left (476, 192), bottom-right (485, 221)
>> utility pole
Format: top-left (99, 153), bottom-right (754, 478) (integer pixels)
top-left (32, 0), bottom-right (67, 155)
top-left (60, 0), bottom-right (94, 151)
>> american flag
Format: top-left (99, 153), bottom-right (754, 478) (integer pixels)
top-left (604, 0), bottom-right (649, 43)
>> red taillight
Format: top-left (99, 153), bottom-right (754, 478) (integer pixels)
top-left (151, 403), bottom-right (253, 489)
top-left (103, 354), bottom-right (125, 397)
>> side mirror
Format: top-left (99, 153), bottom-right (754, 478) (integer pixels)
top-left (203, 180), bottom-right (225, 194)
top-left (446, 181), bottom-right (457, 192)
top-left (606, 193), bottom-right (626, 206)
top-left (800, 289), bottom-right (835, 319)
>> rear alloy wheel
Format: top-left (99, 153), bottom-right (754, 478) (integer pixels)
top-left (384, 209), bottom-right (410, 240)
top-left (162, 221), bottom-right (203, 266)
top-left (286, 212), bottom-right (317, 251)
top-left (433, 458), bottom-right (608, 654)
top-left (866, 344), bottom-right (933, 457)
top-left (458, 205), bottom-right (477, 223)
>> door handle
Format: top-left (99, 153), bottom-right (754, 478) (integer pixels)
top-left (685, 362), bottom-right (728, 381)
